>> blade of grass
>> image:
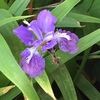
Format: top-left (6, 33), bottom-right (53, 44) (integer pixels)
top-left (76, 0), bottom-right (93, 11)
top-left (73, 48), bottom-right (91, 82)
top-left (0, 34), bottom-right (39, 100)
top-left (0, 85), bottom-right (15, 96)
top-left (0, 9), bottom-right (25, 61)
top-left (35, 71), bottom-right (56, 100)
top-left (52, 0), bottom-right (80, 24)
top-left (69, 12), bottom-right (100, 23)
top-left (56, 15), bottom-right (81, 27)
top-left (0, 72), bottom-right (10, 87)
top-left (75, 75), bottom-right (100, 100)
top-left (0, 87), bottom-right (21, 100)
top-left (9, 0), bottom-right (30, 16)
top-left (0, 0), bottom-right (9, 9)
top-left (0, 15), bottom-right (34, 27)
top-left (52, 65), bottom-right (77, 100)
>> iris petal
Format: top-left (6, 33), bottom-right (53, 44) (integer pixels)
top-left (20, 48), bottom-right (45, 78)
top-left (58, 38), bottom-right (69, 52)
top-left (33, 40), bottom-right (43, 47)
top-left (58, 38), bottom-right (78, 54)
top-left (37, 10), bottom-right (57, 33)
top-left (13, 25), bottom-right (34, 46)
top-left (28, 20), bottom-right (43, 40)
top-left (67, 31), bottom-right (79, 44)
top-left (29, 53), bottom-right (45, 78)
top-left (42, 39), bottom-right (57, 52)
top-left (43, 31), bottom-right (54, 41)
top-left (56, 29), bottom-right (79, 54)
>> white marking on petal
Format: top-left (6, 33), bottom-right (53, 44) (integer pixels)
top-left (23, 20), bottom-right (30, 26)
top-left (26, 47), bottom-right (37, 64)
top-left (28, 27), bottom-right (33, 31)
top-left (54, 32), bottom-right (71, 41)
top-left (44, 31), bottom-right (53, 41)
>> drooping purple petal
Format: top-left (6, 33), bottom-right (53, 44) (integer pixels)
top-left (28, 20), bottom-right (43, 40)
top-left (13, 25), bottom-right (34, 46)
top-left (58, 38), bottom-right (69, 52)
top-left (67, 31), bottom-right (79, 44)
top-left (57, 30), bottom-right (79, 44)
top-left (20, 47), bottom-right (45, 78)
top-left (58, 38), bottom-right (78, 54)
top-left (67, 40), bottom-right (79, 54)
top-left (20, 48), bottom-right (31, 58)
top-left (55, 29), bottom-right (79, 54)
top-left (37, 10), bottom-right (57, 33)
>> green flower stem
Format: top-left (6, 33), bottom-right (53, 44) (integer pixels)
top-left (73, 48), bottom-right (91, 82)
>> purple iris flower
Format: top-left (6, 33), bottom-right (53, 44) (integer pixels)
top-left (13, 9), bottom-right (79, 78)
top-left (13, 10), bottom-right (57, 78)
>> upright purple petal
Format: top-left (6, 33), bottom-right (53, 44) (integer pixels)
top-left (42, 39), bottom-right (57, 52)
top-left (28, 20), bottom-right (43, 40)
top-left (43, 31), bottom-right (54, 41)
top-left (33, 40), bottom-right (43, 47)
top-left (41, 31), bottom-right (57, 52)
top-left (37, 10), bottom-right (57, 33)
top-left (13, 25), bottom-right (34, 46)
top-left (20, 47), bottom-right (45, 78)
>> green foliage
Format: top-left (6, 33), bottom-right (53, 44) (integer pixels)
top-left (52, 66), bottom-right (77, 100)
top-left (0, 0), bottom-right (100, 100)
top-left (9, 0), bottom-right (30, 16)
top-left (0, 85), bottom-right (15, 96)
top-left (0, 34), bottom-right (39, 100)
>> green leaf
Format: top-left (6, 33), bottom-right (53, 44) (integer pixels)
top-left (36, 86), bottom-right (53, 100)
top-left (0, 9), bottom-right (25, 61)
top-left (75, 75), bottom-right (100, 100)
top-left (0, 0), bottom-right (9, 9)
top-left (52, 65), bottom-right (77, 100)
top-left (73, 48), bottom-right (91, 82)
top-left (35, 71), bottom-right (56, 100)
top-left (76, 0), bottom-right (93, 11)
top-left (0, 85), bottom-right (15, 96)
top-left (0, 15), bottom-right (34, 27)
top-left (9, 0), bottom-right (30, 16)
top-left (56, 15), bottom-right (81, 27)
top-left (68, 12), bottom-right (100, 23)
top-left (0, 87), bottom-right (21, 100)
top-left (0, 72), bottom-right (10, 87)
top-left (65, 58), bottom-right (77, 79)
top-left (89, 0), bottom-right (100, 18)
top-left (52, 0), bottom-right (80, 24)
top-left (0, 34), bottom-right (39, 100)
